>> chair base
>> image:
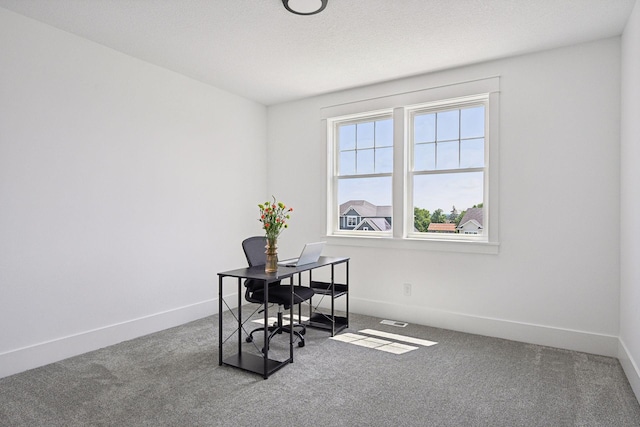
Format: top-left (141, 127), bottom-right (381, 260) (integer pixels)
top-left (246, 312), bottom-right (307, 352)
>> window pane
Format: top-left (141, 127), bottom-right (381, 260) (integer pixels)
top-left (436, 110), bottom-right (459, 141)
top-left (357, 122), bottom-right (374, 149)
top-left (436, 141), bottom-right (459, 170)
top-left (375, 119), bottom-right (393, 147)
top-left (357, 149), bottom-right (374, 174)
top-left (413, 172), bottom-right (484, 230)
top-left (414, 113), bottom-right (435, 143)
top-left (461, 106), bottom-right (485, 139)
top-left (375, 147), bottom-right (393, 173)
top-left (338, 177), bottom-right (392, 232)
top-left (339, 124), bottom-right (355, 150)
top-left (460, 138), bottom-right (484, 168)
top-left (339, 150), bottom-right (355, 175)
top-left (414, 142), bottom-right (435, 171)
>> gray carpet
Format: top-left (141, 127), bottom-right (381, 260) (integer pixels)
top-left (1, 309), bottom-right (639, 427)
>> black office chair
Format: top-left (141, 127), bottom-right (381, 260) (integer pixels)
top-left (242, 236), bottom-right (315, 350)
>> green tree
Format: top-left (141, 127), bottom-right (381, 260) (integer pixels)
top-left (414, 207), bottom-right (431, 232)
top-left (448, 205), bottom-right (459, 222)
top-left (455, 210), bottom-right (466, 227)
top-left (430, 208), bottom-right (446, 223)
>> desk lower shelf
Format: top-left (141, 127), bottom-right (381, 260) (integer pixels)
top-left (310, 281), bottom-right (348, 297)
top-left (304, 313), bottom-right (348, 334)
top-left (222, 353), bottom-right (290, 378)
top-left (307, 280), bottom-right (349, 335)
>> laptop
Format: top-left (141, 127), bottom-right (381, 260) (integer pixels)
top-left (277, 242), bottom-right (325, 267)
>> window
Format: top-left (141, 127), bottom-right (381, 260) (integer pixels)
top-left (408, 99), bottom-right (486, 239)
top-left (332, 114), bottom-right (394, 236)
top-left (323, 77), bottom-right (499, 252)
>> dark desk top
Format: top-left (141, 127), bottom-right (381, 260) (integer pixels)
top-left (218, 256), bottom-right (349, 281)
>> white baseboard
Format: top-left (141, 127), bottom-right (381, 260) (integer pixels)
top-left (1, 294), bottom-right (623, 382)
top-left (0, 298), bottom-right (218, 379)
top-left (352, 298), bottom-right (619, 357)
top-left (619, 339), bottom-right (640, 402)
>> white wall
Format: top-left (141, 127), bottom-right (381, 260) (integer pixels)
top-left (268, 38), bottom-right (622, 357)
top-left (0, 8), bottom-right (267, 378)
top-left (620, 0), bottom-right (640, 400)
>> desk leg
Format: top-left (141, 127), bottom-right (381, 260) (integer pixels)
top-left (297, 272), bottom-right (303, 325)
top-left (263, 279), bottom-right (269, 379)
top-left (308, 270), bottom-right (313, 320)
top-left (331, 264), bottom-right (335, 337)
top-left (346, 260), bottom-right (350, 329)
top-left (290, 276), bottom-right (294, 362)
top-left (218, 275), bottom-right (223, 366)
top-left (237, 277), bottom-right (242, 355)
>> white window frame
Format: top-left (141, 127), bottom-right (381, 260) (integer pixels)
top-left (322, 77), bottom-right (500, 254)
top-left (405, 95), bottom-right (489, 242)
top-left (328, 111), bottom-right (394, 238)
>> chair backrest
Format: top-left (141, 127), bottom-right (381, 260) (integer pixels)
top-left (241, 236), bottom-right (277, 297)
top-left (242, 236), bottom-right (267, 267)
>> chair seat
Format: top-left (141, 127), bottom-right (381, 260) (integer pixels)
top-left (250, 285), bottom-right (315, 309)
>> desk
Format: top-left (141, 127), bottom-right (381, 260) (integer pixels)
top-left (218, 256), bottom-right (349, 379)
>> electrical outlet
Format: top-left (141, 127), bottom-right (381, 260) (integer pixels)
top-left (403, 283), bottom-right (412, 296)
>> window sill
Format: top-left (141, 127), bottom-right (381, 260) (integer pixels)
top-left (324, 234), bottom-right (500, 255)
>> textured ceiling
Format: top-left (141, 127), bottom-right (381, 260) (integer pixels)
top-left (0, 0), bottom-right (635, 105)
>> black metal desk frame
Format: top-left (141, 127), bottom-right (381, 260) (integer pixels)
top-left (303, 259), bottom-right (350, 336)
top-left (218, 256), bottom-right (349, 379)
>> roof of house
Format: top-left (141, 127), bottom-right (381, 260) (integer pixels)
top-left (355, 217), bottom-right (391, 231)
top-left (340, 200), bottom-right (391, 218)
top-left (457, 208), bottom-right (484, 229)
top-left (427, 223), bottom-right (457, 232)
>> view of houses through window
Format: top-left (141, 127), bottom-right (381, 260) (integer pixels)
top-left (339, 200), bottom-right (484, 234)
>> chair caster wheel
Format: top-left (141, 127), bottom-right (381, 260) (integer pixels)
top-left (246, 336), bottom-right (253, 343)
top-left (298, 341), bottom-right (305, 348)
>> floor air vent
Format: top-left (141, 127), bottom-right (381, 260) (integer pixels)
top-left (380, 319), bottom-right (408, 327)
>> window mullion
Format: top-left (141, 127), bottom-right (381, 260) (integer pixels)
top-left (412, 167), bottom-right (484, 176)
top-left (458, 109), bottom-right (462, 167)
top-left (392, 107), bottom-right (404, 239)
top-left (354, 125), bottom-right (358, 173)
top-left (434, 112), bottom-right (438, 170)
top-left (338, 172), bottom-right (392, 179)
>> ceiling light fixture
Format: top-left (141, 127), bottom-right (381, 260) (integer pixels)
top-left (282, 0), bottom-right (328, 16)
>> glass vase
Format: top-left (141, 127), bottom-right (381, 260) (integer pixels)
top-left (265, 238), bottom-right (278, 273)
